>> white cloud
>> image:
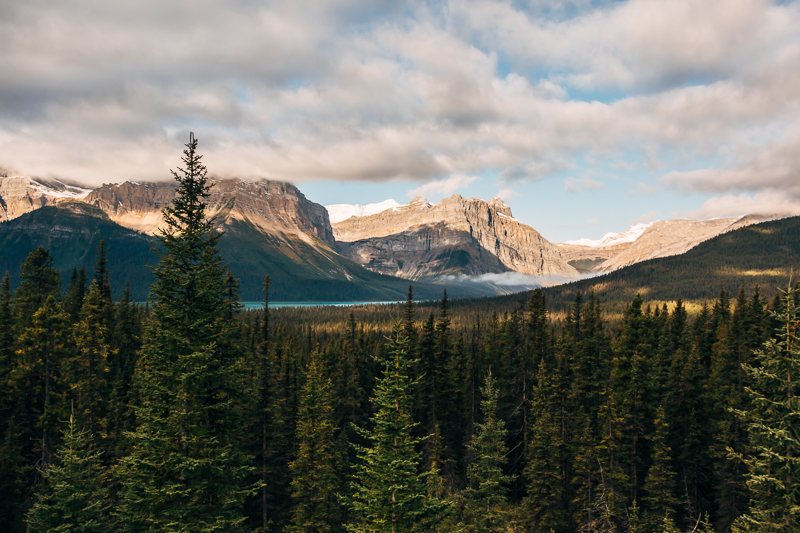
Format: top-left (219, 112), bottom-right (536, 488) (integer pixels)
top-left (631, 210), bottom-right (660, 224)
top-left (0, 0), bottom-right (800, 198)
top-left (495, 187), bottom-right (521, 201)
top-left (678, 190), bottom-right (800, 219)
top-left (407, 174), bottom-right (478, 200)
top-left (564, 177), bottom-right (604, 192)
top-left (660, 127), bottom-right (800, 196)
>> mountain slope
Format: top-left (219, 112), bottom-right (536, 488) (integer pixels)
top-left (0, 176), bottom-right (91, 221)
top-left (489, 215), bottom-right (800, 318)
top-left (557, 215), bottom-right (783, 274)
top-left (0, 203), bottom-right (496, 301)
top-left (0, 203), bottom-right (155, 299)
top-left (333, 195), bottom-right (579, 281)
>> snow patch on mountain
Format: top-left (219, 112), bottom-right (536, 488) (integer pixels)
top-left (325, 199), bottom-right (402, 223)
top-left (564, 222), bottom-right (655, 248)
top-left (27, 178), bottom-right (92, 199)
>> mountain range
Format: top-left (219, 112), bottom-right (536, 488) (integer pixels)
top-left (0, 174), bottom-right (789, 301)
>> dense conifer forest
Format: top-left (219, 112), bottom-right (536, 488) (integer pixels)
top-left (1, 138), bottom-right (798, 532)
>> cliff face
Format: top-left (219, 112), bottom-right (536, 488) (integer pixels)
top-left (0, 177), bottom-right (91, 221)
top-left (84, 178), bottom-right (335, 247)
top-left (333, 195), bottom-right (579, 280)
top-left (558, 215), bottom-right (785, 274)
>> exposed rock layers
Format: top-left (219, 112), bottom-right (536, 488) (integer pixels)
top-left (84, 178), bottom-right (335, 247)
top-left (0, 177), bottom-right (90, 221)
top-left (333, 195), bottom-right (579, 280)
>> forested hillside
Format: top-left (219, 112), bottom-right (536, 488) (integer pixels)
top-left (1, 139), bottom-right (798, 533)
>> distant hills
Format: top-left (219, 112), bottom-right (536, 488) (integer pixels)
top-left (0, 175), bottom-right (796, 303)
top-left (463, 215), bottom-right (800, 320)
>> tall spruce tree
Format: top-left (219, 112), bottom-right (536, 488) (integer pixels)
top-left (732, 286), bottom-right (800, 532)
top-left (289, 347), bottom-right (342, 532)
top-left (116, 133), bottom-right (252, 532)
top-left (461, 370), bottom-right (513, 532)
top-left (26, 407), bottom-right (111, 533)
top-left (347, 325), bottom-right (448, 533)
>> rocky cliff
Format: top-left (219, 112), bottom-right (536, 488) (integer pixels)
top-left (0, 176), bottom-right (91, 221)
top-left (84, 178), bottom-right (335, 247)
top-left (333, 195), bottom-right (579, 280)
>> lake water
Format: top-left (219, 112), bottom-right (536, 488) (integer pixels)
top-left (240, 301), bottom-right (401, 310)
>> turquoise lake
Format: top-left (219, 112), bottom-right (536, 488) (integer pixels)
top-left (240, 301), bottom-right (401, 310)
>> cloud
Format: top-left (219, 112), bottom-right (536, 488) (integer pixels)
top-left (495, 187), bottom-right (521, 201)
top-left (677, 190), bottom-right (800, 219)
top-left (660, 128), bottom-right (800, 196)
top-left (564, 177), bottom-right (603, 192)
top-left (586, 218), bottom-right (599, 225)
top-left (0, 0), bottom-right (800, 194)
top-left (631, 210), bottom-right (660, 224)
top-left (436, 271), bottom-right (587, 288)
top-left (629, 182), bottom-right (658, 195)
top-left (407, 173), bottom-right (478, 199)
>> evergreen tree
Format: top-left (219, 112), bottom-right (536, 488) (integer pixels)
top-left (461, 370), bottom-right (513, 532)
top-left (14, 247), bottom-right (61, 323)
top-left (27, 408), bottom-right (111, 533)
top-left (289, 347), bottom-right (342, 532)
top-left (347, 326), bottom-right (448, 533)
top-left (64, 267), bottom-right (87, 321)
top-left (642, 405), bottom-right (679, 532)
top-left (0, 271), bottom-right (25, 531)
top-left (107, 281), bottom-right (140, 461)
top-left (116, 133), bottom-right (252, 532)
top-left (522, 357), bottom-right (566, 533)
top-left (69, 282), bottom-right (112, 448)
top-left (732, 286), bottom-right (800, 532)
top-left (94, 239), bottom-right (112, 303)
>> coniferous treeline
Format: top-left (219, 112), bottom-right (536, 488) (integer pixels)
top-left (1, 137), bottom-right (798, 532)
top-left (2, 246), bottom-right (797, 532)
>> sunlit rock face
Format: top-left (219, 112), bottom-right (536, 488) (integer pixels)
top-left (333, 194), bottom-right (579, 281)
top-left (0, 176), bottom-right (91, 221)
top-left (84, 178), bottom-right (335, 248)
top-left (558, 215), bottom-right (784, 274)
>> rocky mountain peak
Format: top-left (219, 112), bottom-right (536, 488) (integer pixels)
top-left (84, 178), bottom-right (335, 247)
top-left (0, 176), bottom-right (91, 221)
top-left (408, 196), bottom-right (432, 208)
top-left (488, 197), bottom-right (512, 216)
top-left (333, 193), bottom-right (578, 280)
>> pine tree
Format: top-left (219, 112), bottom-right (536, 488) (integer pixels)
top-left (461, 370), bottom-right (513, 532)
top-left (642, 405), bottom-right (679, 532)
top-left (14, 247), bottom-right (61, 322)
top-left (0, 270), bottom-right (25, 531)
top-left (107, 281), bottom-right (140, 461)
top-left (116, 133), bottom-right (252, 532)
top-left (347, 325), bottom-right (448, 533)
top-left (732, 286), bottom-right (800, 532)
top-left (289, 347), bottom-right (342, 532)
top-left (27, 407), bottom-right (111, 533)
top-left (64, 267), bottom-right (87, 321)
top-left (522, 357), bottom-right (566, 532)
top-left (69, 282), bottom-right (112, 448)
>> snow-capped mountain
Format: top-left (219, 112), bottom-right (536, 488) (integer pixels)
top-left (564, 222), bottom-right (654, 248)
top-left (325, 199), bottom-right (401, 224)
top-left (0, 176), bottom-right (91, 221)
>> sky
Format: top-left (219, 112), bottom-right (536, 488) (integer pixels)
top-left (2, 0), bottom-right (800, 242)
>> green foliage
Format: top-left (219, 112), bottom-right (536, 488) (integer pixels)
top-left (289, 347), bottom-right (342, 532)
top-left (26, 409), bottom-right (111, 533)
top-left (115, 134), bottom-right (252, 532)
top-left (347, 326), bottom-right (448, 533)
top-left (732, 286), bottom-right (800, 532)
top-left (461, 370), bottom-right (514, 531)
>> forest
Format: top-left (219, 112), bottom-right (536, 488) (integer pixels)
top-left (0, 139), bottom-right (798, 533)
